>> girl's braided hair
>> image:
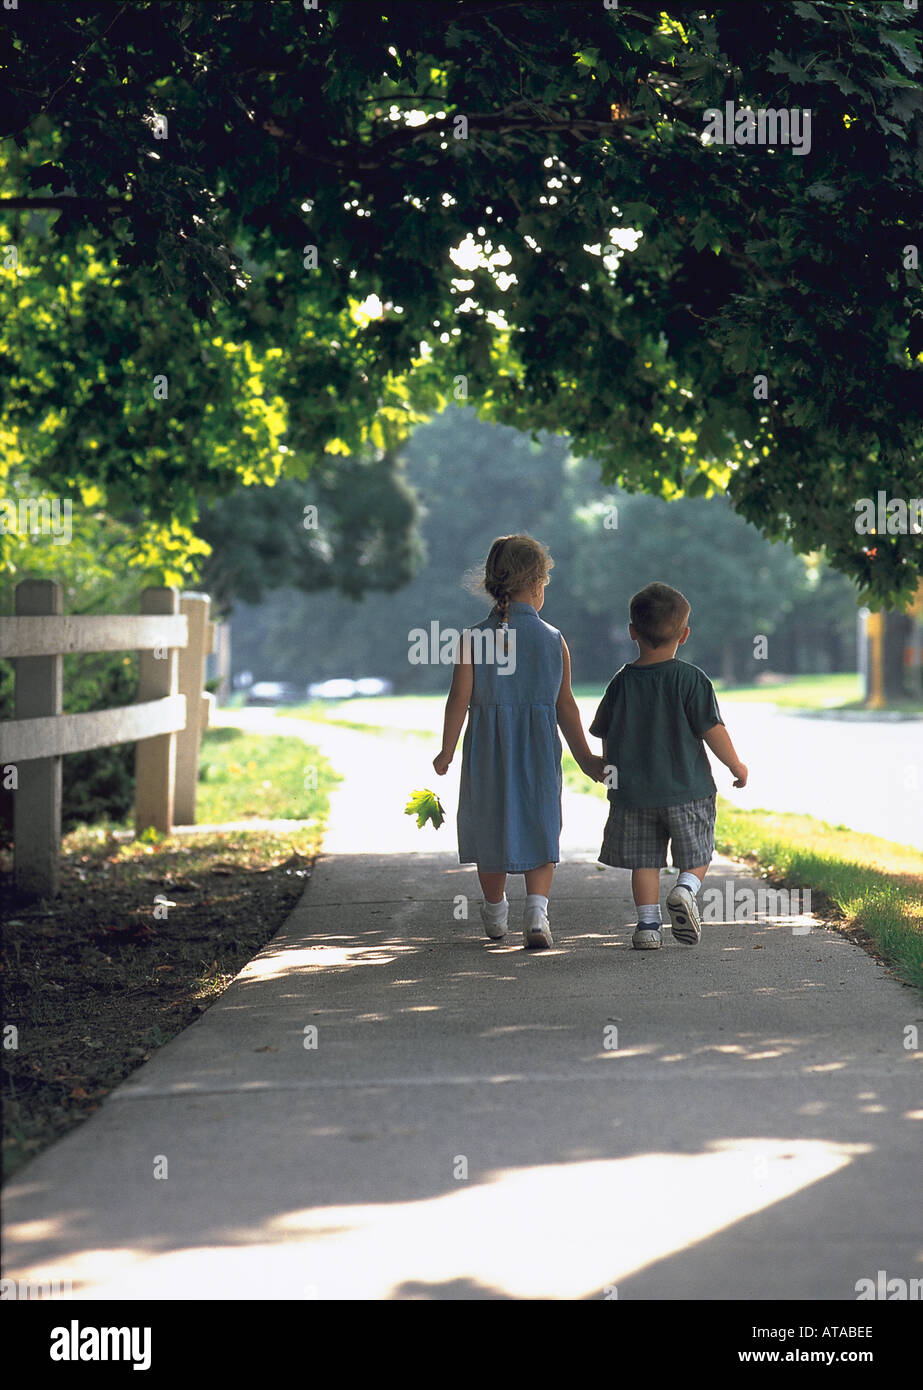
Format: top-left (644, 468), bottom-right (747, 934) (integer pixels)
top-left (466, 534), bottom-right (554, 624)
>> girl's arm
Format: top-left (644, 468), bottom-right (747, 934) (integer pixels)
top-left (433, 633), bottom-right (474, 775)
top-left (556, 638), bottom-right (606, 781)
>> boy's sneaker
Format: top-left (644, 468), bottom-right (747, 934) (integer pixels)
top-left (523, 905), bottom-right (553, 950)
top-left (480, 900), bottom-right (509, 940)
top-left (632, 924), bottom-right (663, 950)
top-left (666, 885), bottom-right (702, 944)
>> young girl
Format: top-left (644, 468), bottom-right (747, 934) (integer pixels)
top-left (433, 534), bottom-right (604, 949)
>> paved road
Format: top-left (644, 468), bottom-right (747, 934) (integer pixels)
top-left (3, 712), bottom-right (920, 1300)
top-left (286, 696), bottom-right (923, 851)
top-left (704, 704), bottom-right (923, 851)
top-left (227, 708), bottom-right (612, 857)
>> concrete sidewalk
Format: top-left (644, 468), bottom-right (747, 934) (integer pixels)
top-left (3, 717), bottom-right (921, 1299)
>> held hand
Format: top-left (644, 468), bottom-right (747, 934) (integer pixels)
top-left (433, 751), bottom-right (452, 776)
top-left (583, 754), bottom-right (608, 783)
top-left (731, 762), bottom-right (748, 788)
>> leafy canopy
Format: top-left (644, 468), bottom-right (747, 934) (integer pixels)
top-left (0, 2), bottom-right (920, 602)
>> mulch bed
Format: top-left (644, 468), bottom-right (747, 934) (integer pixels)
top-left (1, 828), bottom-right (315, 1181)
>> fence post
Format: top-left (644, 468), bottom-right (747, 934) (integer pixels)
top-left (13, 579), bottom-right (63, 899)
top-left (212, 620), bottom-right (231, 704)
top-left (174, 592), bottom-right (210, 825)
top-left (135, 587), bottom-right (179, 834)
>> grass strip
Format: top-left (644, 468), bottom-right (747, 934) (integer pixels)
top-left (713, 799), bottom-right (923, 993)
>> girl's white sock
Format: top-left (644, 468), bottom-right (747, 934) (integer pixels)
top-left (676, 872), bottom-right (702, 894)
top-left (637, 903), bottom-right (662, 925)
top-left (525, 893), bottom-right (549, 915)
top-left (483, 895), bottom-right (508, 920)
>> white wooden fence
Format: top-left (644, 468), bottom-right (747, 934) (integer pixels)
top-left (0, 581), bottom-right (214, 899)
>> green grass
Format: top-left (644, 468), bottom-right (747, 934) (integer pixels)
top-left (714, 798), bottom-right (923, 992)
top-left (196, 726), bottom-right (341, 823)
top-left (563, 750), bottom-right (607, 797)
top-left (561, 771), bottom-right (923, 991)
top-left (574, 673), bottom-right (865, 708)
top-left (711, 673), bottom-right (862, 707)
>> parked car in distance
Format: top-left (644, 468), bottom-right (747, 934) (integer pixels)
top-left (354, 677), bottom-right (393, 697)
top-left (307, 678), bottom-right (357, 700)
top-left (306, 677), bottom-right (393, 700)
top-left (246, 681), bottom-right (303, 706)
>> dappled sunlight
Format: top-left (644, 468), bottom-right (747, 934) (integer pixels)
top-left (3, 1216), bottom-right (68, 1245)
top-left (749, 982), bottom-right (827, 994)
top-left (563, 931), bottom-right (625, 944)
top-left (481, 1023), bottom-right (571, 1038)
top-left (586, 1045), bottom-right (658, 1060)
top-left (240, 942), bottom-right (418, 979)
top-left (583, 1035), bottom-right (809, 1065)
top-left (6, 727), bottom-right (917, 1301)
top-left (268, 1139), bottom-right (869, 1302)
top-left (5, 1247), bottom-right (152, 1294)
top-left (28, 1139), bottom-right (868, 1300)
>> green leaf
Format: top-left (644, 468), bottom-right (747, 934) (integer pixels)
top-left (619, 201), bottom-right (656, 225)
top-left (404, 788), bottom-right (446, 829)
top-left (683, 471), bottom-right (710, 498)
top-left (789, 2), bottom-right (823, 21)
top-left (806, 182), bottom-right (840, 203)
top-left (814, 63), bottom-right (861, 97)
top-left (881, 36), bottom-right (921, 75)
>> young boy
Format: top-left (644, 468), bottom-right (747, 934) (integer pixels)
top-left (590, 581), bottom-right (748, 950)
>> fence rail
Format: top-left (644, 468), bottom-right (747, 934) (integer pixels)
top-left (0, 614), bottom-right (189, 659)
top-left (0, 696), bottom-right (188, 763)
top-left (0, 581), bottom-right (213, 900)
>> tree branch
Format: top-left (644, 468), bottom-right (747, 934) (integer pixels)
top-left (42, 3), bottom-right (131, 116)
top-left (259, 106), bottom-right (644, 170)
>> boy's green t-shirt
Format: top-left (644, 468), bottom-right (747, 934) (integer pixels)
top-left (589, 658), bottom-right (724, 809)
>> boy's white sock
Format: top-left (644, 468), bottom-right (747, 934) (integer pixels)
top-left (637, 903), bottom-right (662, 925)
top-left (525, 893), bottom-right (549, 916)
top-left (483, 894), bottom-right (508, 920)
top-left (676, 872), bottom-right (702, 895)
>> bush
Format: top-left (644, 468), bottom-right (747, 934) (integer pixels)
top-left (0, 652), bottom-right (139, 839)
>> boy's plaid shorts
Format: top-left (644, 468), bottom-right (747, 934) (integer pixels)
top-left (598, 793), bottom-right (716, 869)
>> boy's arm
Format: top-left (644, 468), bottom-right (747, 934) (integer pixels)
top-left (433, 633), bottom-right (474, 775)
top-left (557, 638), bottom-right (606, 780)
top-left (702, 723), bottom-right (748, 787)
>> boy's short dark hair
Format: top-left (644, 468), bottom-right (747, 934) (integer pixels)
top-left (630, 582), bottom-right (691, 646)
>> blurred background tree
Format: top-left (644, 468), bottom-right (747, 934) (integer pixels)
top-left (229, 406), bottom-right (858, 692)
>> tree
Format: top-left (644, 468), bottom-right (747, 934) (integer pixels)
top-left (1, 2), bottom-right (920, 599)
top-left (569, 489), bottom-right (821, 685)
top-left (196, 451), bottom-right (421, 616)
top-left (230, 405), bottom-right (856, 691)
top-left (0, 473), bottom-right (167, 836)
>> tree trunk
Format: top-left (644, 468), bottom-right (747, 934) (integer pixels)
top-left (883, 611), bottom-right (913, 701)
